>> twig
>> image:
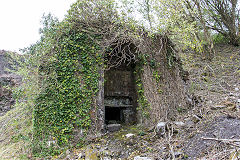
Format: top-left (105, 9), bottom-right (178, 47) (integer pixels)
top-left (202, 137), bottom-right (240, 149)
top-left (201, 137), bottom-right (240, 142)
top-left (167, 124), bottom-right (175, 160)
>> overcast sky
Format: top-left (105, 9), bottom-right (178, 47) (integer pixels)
top-left (0, 0), bottom-right (76, 52)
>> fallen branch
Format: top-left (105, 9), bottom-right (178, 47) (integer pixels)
top-left (167, 124), bottom-right (175, 160)
top-left (202, 137), bottom-right (240, 148)
top-left (201, 137), bottom-right (240, 142)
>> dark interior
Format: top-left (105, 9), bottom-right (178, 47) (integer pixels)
top-left (104, 46), bottom-right (138, 126)
top-left (105, 107), bottom-right (123, 124)
top-left (104, 65), bottom-right (138, 125)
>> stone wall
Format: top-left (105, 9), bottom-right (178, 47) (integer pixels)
top-left (138, 35), bottom-right (190, 125)
top-left (104, 70), bottom-right (134, 97)
top-left (104, 65), bottom-right (137, 124)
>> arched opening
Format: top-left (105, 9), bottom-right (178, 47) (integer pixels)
top-left (104, 64), bottom-right (138, 125)
top-left (104, 42), bottom-right (138, 127)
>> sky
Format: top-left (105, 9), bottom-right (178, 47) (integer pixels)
top-left (0, 0), bottom-right (76, 52)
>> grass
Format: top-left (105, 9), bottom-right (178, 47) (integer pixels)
top-left (0, 102), bottom-right (32, 159)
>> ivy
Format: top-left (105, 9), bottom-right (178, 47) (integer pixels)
top-left (134, 55), bottom-right (151, 118)
top-left (153, 70), bottom-right (161, 83)
top-left (136, 77), bottom-right (150, 118)
top-left (166, 45), bottom-right (175, 67)
top-left (32, 23), bottom-right (102, 156)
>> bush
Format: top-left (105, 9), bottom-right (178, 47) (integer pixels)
top-left (212, 33), bottom-right (229, 44)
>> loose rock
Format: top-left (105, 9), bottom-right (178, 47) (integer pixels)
top-left (66, 149), bottom-right (70, 155)
top-left (185, 120), bottom-right (194, 127)
top-left (156, 122), bottom-right (167, 136)
top-left (174, 151), bottom-right (183, 157)
top-left (174, 121), bottom-right (185, 127)
top-left (125, 133), bottom-right (135, 138)
top-left (134, 156), bottom-right (153, 160)
top-left (107, 124), bottom-right (121, 132)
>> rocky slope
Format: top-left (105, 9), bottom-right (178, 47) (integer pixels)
top-left (0, 50), bottom-right (21, 116)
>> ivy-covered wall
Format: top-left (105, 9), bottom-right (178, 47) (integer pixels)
top-left (136, 35), bottom-right (189, 125)
top-left (32, 30), bottom-right (103, 156)
top-left (29, 1), bottom-right (190, 157)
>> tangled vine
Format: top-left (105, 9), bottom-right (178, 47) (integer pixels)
top-left (27, 0), bottom-right (180, 157)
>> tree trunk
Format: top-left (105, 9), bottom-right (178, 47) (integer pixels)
top-left (194, 0), bottom-right (215, 60)
top-left (229, 32), bottom-right (239, 46)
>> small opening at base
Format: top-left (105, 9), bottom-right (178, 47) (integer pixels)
top-left (105, 107), bottom-right (123, 124)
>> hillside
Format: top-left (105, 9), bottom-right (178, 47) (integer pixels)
top-left (0, 50), bottom-right (31, 159)
top-left (0, 44), bottom-right (238, 159)
top-left (0, 50), bottom-right (22, 116)
top-left (1, 0), bottom-right (240, 159)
